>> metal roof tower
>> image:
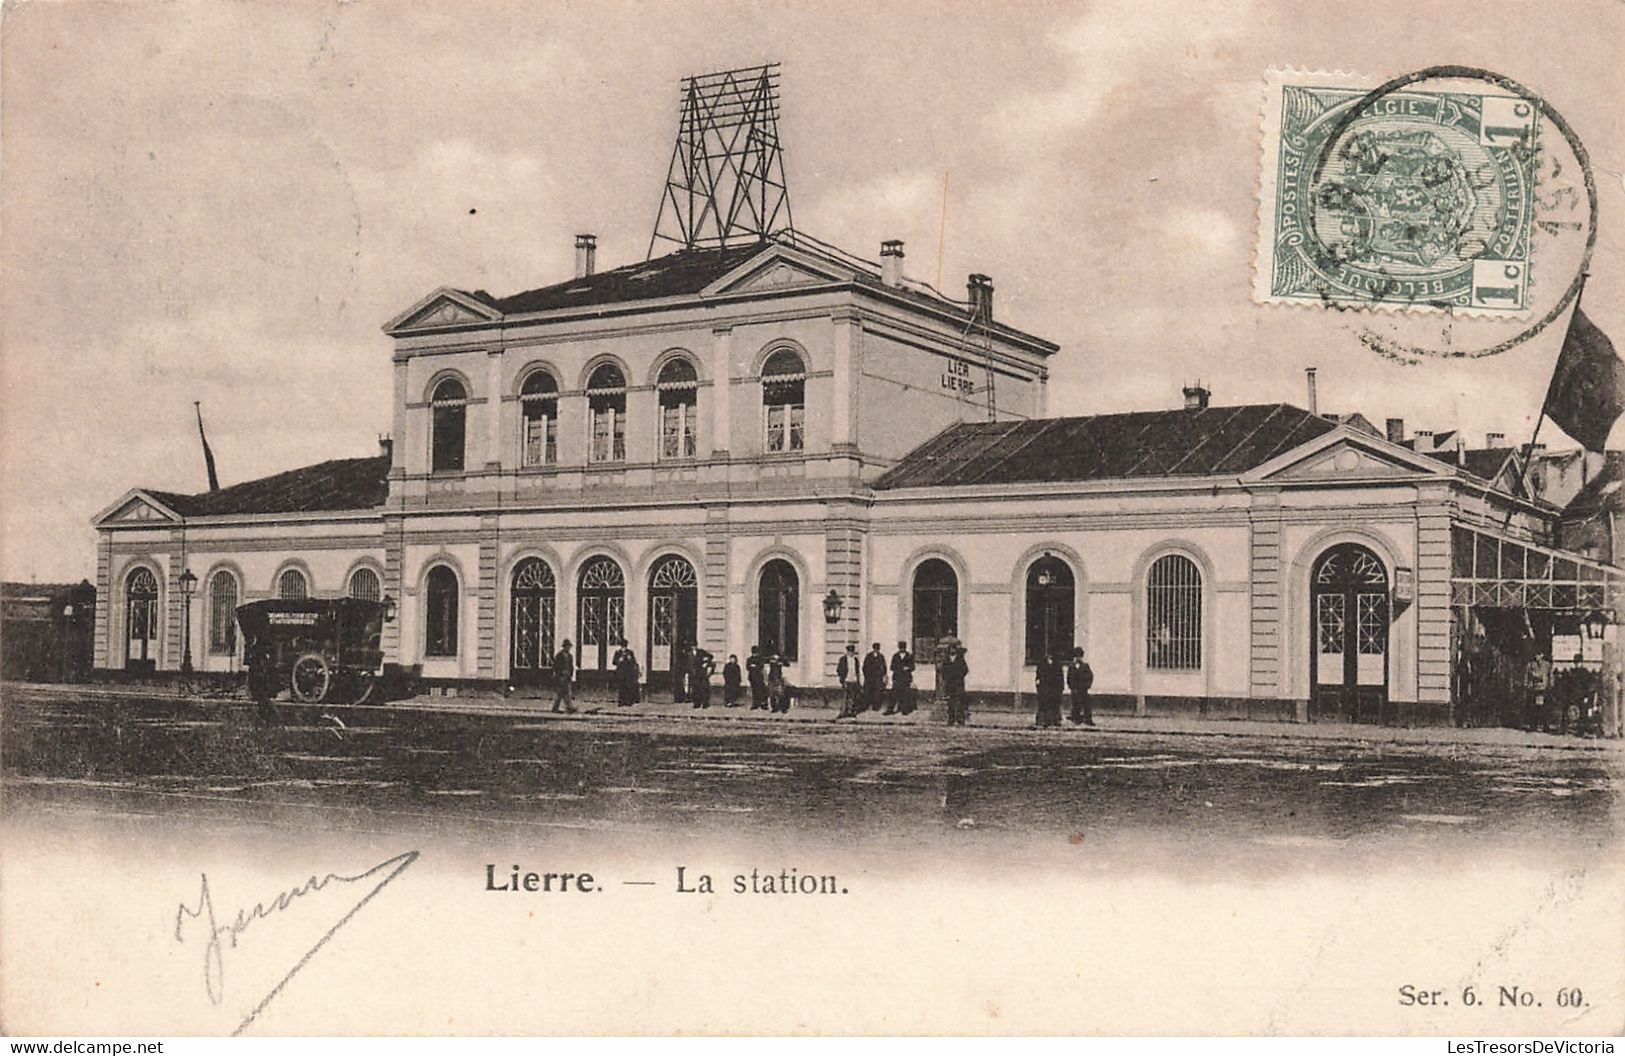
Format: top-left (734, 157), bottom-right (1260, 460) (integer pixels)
top-left (647, 63), bottom-right (794, 258)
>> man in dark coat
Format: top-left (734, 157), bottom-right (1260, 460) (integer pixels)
top-left (1067, 647), bottom-right (1095, 726)
top-left (746, 645), bottom-right (768, 710)
top-left (722, 654), bottom-right (743, 706)
top-left (941, 645), bottom-right (970, 726)
top-left (614, 640), bottom-right (640, 707)
top-left (690, 645), bottom-right (716, 709)
top-left (862, 642), bottom-right (888, 714)
top-left (835, 644), bottom-right (860, 719)
top-left (551, 640), bottom-right (577, 714)
top-left (1034, 651), bottom-right (1065, 727)
top-left (672, 640), bottom-right (692, 704)
top-left (888, 640), bottom-right (916, 715)
top-left (767, 655), bottom-right (788, 713)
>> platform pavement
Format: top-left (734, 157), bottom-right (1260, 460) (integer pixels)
top-left (11, 680), bottom-right (1618, 754)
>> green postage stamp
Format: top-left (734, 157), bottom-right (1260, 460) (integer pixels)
top-left (1255, 70), bottom-right (1538, 313)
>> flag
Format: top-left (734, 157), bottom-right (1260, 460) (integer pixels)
top-left (1543, 295), bottom-right (1624, 454)
top-left (194, 401), bottom-right (220, 492)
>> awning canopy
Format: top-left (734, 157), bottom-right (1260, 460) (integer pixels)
top-left (1451, 524), bottom-right (1625, 611)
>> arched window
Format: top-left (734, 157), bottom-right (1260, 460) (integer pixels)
top-left (587, 364), bottom-right (626, 463)
top-left (1146, 554), bottom-right (1201, 670)
top-left (208, 571), bottom-right (238, 654)
top-left (757, 559), bottom-right (800, 661)
top-left (348, 566), bottom-right (381, 601)
top-left (424, 565), bottom-right (459, 657)
top-left (277, 568), bottom-right (308, 599)
top-left (656, 358), bottom-right (699, 460)
top-left (125, 567), bottom-right (159, 668)
top-left (761, 348), bottom-right (805, 453)
top-left (430, 377), bottom-right (468, 473)
top-left (520, 370), bottom-right (558, 467)
top-left (576, 556), bottom-right (625, 672)
top-left (911, 559), bottom-right (958, 661)
top-left (510, 557), bottom-right (557, 682)
top-left (1024, 556), bottom-right (1074, 665)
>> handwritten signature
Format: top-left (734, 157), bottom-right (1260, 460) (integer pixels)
top-left (174, 849), bottom-right (419, 1035)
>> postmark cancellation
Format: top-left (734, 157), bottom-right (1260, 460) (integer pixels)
top-left (1255, 70), bottom-right (1538, 314)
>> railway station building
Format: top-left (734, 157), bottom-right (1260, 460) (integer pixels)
top-left (90, 233), bottom-right (1625, 725)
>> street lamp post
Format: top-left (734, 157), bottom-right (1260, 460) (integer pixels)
top-left (179, 568), bottom-right (198, 677)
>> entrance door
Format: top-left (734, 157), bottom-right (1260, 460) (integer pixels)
top-left (646, 555), bottom-right (698, 691)
top-left (125, 567), bottom-right (159, 674)
top-left (576, 556), bottom-right (625, 682)
top-left (509, 558), bottom-right (556, 687)
top-left (1310, 543), bottom-right (1390, 722)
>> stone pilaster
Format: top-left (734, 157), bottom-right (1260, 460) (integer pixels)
top-left (383, 514), bottom-right (406, 662)
top-left (165, 529), bottom-right (186, 671)
top-left (1248, 495), bottom-right (1284, 699)
top-left (477, 514), bottom-right (500, 678)
top-left (703, 505), bottom-right (730, 653)
top-left (710, 326), bottom-right (733, 457)
top-left (94, 534), bottom-right (112, 669)
top-left (822, 500), bottom-right (867, 680)
top-left (1417, 499), bottom-right (1454, 715)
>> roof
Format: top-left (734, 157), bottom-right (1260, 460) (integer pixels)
top-left (1561, 453), bottom-right (1625, 522)
top-left (874, 404), bottom-right (1339, 489)
top-left (475, 242), bottom-right (767, 315)
top-left (1421, 447), bottom-right (1520, 484)
top-left (144, 456), bottom-right (390, 518)
top-left (449, 234), bottom-right (1056, 351)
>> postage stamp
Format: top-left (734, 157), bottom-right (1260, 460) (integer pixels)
top-left (1255, 70), bottom-right (1539, 313)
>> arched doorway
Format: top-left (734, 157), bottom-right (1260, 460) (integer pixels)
top-left (1024, 556), bottom-right (1074, 665)
top-left (757, 559), bottom-right (799, 661)
top-left (576, 556), bottom-right (625, 680)
top-left (509, 558), bottom-right (556, 687)
top-left (1310, 543), bottom-right (1390, 723)
top-left (125, 567), bottom-right (159, 673)
top-left (646, 554), bottom-right (698, 691)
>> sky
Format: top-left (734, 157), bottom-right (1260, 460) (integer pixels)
top-left (3, 0), bottom-right (1622, 582)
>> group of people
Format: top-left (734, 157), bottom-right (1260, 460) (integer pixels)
top-left (541, 636), bottom-right (1095, 730)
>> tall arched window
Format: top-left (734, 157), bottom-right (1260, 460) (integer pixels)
top-left (208, 571), bottom-right (238, 654)
top-left (520, 370), bottom-right (558, 467)
top-left (509, 557), bottom-right (557, 682)
top-left (430, 377), bottom-right (468, 473)
top-left (587, 364), bottom-right (627, 463)
top-left (911, 558), bottom-right (958, 661)
top-left (576, 556), bottom-right (625, 673)
top-left (657, 358), bottom-right (699, 460)
top-left (424, 565), bottom-right (459, 657)
top-left (757, 559), bottom-right (800, 661)
top-left (348, 567), bottom-right (381, 601)
top-left (125, 567), bottom-right (159, 669)
top-left (761, 349), bottom-right (805, 453)
top-left (1024, 556), bottom-right (1074, 665)
top-left (1146, 554), bottom-right (1202, 670)
top-left (277, 568), bottom-right (308, 599)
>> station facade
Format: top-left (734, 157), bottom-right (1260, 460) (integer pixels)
top-left (90, 235), bottom-right (1623, 723)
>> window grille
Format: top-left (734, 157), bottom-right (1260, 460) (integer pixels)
top-left (348, 567), bottom-right (381, 601)
top-left (208, 571), bottom-right (237, 653)
top-left (1146, 554), bottom-right (1201, 670)
top-left (277, 568), bottom-right (308, 599)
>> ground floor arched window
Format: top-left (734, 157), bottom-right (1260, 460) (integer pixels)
top-left (208, 571), bottom-right (238, 654)
top-left (424, 565), bottom-right (459, 657)
top-left (1146, 554), bottom-right (1202, 670)
top-left (911, 558), bottom-right (958, 661)
top-left (1024, 556), bottom-right (1074, 665)
top-left (125, 566), bottom-right (159, 670)
top-left (277, 567), bottom-right (308, 599)
top-left (348, 566), bottom-right (381, 601)
top-left (509, 557), bottom-right (556, 683)
top-left (576, 556), bottom-right (625, 673)
top-left (758, 559), bottom-right (799, 661)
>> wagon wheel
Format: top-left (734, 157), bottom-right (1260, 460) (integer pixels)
top-left (290, 652), bottom-right (332, 703)
top-left (351, 669), bottom-right (378, 705)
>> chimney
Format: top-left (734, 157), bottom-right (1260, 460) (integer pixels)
top-left (1304, 367), bottom-right (1318, 415)
top-left (1385, 417), bottom-right (1405, 444)
top-left (575, 233), bottom-right (597, 278)
top-left (1415, 429), bottom-right (1434, 451)
top-left (880, 240), bottom-right (905, 287)
top-left (1182, 383), bottom-right (1211, 411)
top-left (378, 434), bottom-right (393, 465)
top-left (1456, 434), bottom-right (1467, 466)
top-left (967, 273), bottom-right (994, 324)
top-left (1486, 431), bottom-right (1506, 448)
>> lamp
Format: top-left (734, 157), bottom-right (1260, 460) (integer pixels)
top-left (822, 589), bottom-right (843, 625)
top-left (178, 568), bottom-right (198, 677)
top-left (382, 594), bottom-right (398, 623)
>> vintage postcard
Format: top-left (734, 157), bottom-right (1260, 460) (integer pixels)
top-left (2, 0), bottom-right (1622, 1039)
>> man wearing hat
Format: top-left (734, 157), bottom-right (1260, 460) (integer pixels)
top-left (1067, 647), bottom-right (1095, 727)
top-left (940, 642), bottom-right (970, 726)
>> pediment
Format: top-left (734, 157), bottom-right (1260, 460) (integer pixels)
top-left (93, 491), bottom-right (181, 527)
top-left (706, 246), bottom-right (854, 296)
top-left (1257, 439), bottom-right (1440, 483)
top-left (384, 288), bottom-right (502, 334)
